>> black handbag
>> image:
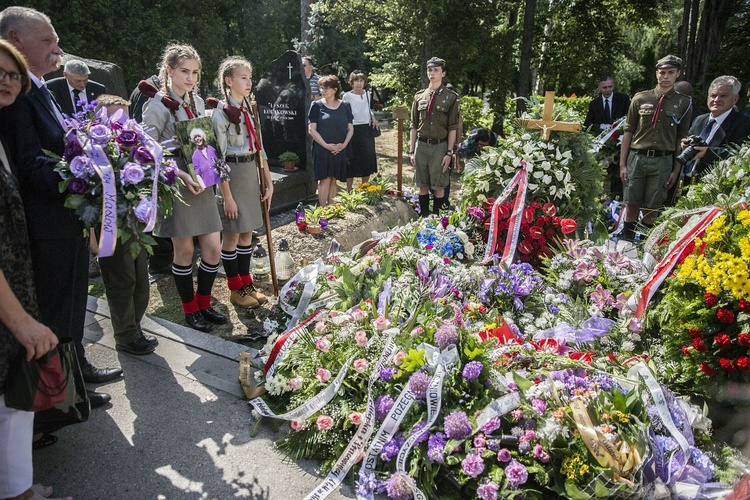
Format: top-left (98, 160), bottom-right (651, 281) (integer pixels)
top-left (5, 346), bottom-right (67, 412)
top-left (33, 338), bottom-right (90, 434)
top-left (366, 91), bottom-right (381, 138)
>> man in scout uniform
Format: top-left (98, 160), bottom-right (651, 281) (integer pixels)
top-left (618, 54), bottom-right (692, 241)
top-left (409, 57), bottom-right (459, 216)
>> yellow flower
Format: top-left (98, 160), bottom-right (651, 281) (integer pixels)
top-left (737, 210), bottom-right (750, 227)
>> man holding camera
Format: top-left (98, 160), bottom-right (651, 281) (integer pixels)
top-left (679, 76), bottom-right (750, 186)
top-left (618, 55), bottom-right (692, 242)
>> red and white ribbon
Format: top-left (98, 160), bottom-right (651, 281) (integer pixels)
top-left (481, 168), bottom-right (528, 265)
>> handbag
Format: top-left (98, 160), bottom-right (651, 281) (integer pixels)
top-left (366, 90), bottom-right (381, 138)
top-left (5, 345), bottom-right (67, 412)
top-left (33, 338), bottom-right (90, 434)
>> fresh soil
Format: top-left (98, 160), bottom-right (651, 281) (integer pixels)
top-left (93, 120), bottom-right (464, 349)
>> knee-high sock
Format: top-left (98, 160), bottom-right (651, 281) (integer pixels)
top-left (221, 250), bottom-right (243, 291)
top-left (196, 259), bottom-right (220, 297)
top-left (172, 262), bottom-right (197, 313)
top-left (418, 194), bottom-right (430, 217)
top-left (433, 196), bottom-right (445, 215)
top-left (237, 244), bottom-right (254, 285)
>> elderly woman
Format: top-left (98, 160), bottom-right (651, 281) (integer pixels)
top-left (190, 128), bottom-right (221, 188)
top-left (308, 75), bottom-right (354, 206)
top-left (342, 70), bottom-right (378, 191)
top-left (0, 40), bottom-right (70, 500)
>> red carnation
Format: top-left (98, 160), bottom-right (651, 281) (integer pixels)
top-left (738, 333), bottom-right (750, 346)
top-left (739, 299), bottom-right (750, 313)
top-left (700, 363), bottom-right (718, 376)
top-left (719, 358), bottom-right (735, 372)
top-left (560, 218), bottom-right (577, 235)
top-left (737, 356), bottom-right (750, 372)
top-left (682, 346), bottom-right (691, 356)
top-left (692, 337), bottom-right (708, 352)
top-left (688, 328), bottom-right (703, 338)
top-left (704, 293), bottom-right (717, 307)
top-left (717, 309), bottom-right (736, 324)
top-left (714, 334), bottom-right (732, 348)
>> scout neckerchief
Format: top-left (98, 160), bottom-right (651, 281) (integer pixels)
top-left (650, 90), bottom-right (667, 128)
top-left (240, 98), bottom-right (261, 154)
top-left (427, 88), bottom-right (438, 117)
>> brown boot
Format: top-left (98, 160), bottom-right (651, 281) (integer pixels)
top-left (242, 283), bottom-right (268, 305)
top-left (230, 287), bottom-right (259, 308)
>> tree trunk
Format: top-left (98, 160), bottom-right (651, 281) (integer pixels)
top-left (677, 0), bottom-right (691, 64)
top-left (517, 0), bottom-right (537, 115)
top-left (300, 0), bottom-right (312, 55)
top-left (691, 0), bottom-right (731, 88)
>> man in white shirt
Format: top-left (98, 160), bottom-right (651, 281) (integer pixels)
top-left (584, 76), bottom-right (630, 130)
top-left (46, 59), bottom-right (105, 115)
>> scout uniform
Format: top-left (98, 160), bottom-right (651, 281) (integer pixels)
top-left (623, 55), bottom-right (691, 212)
top-left (411, 58), bottom-right (459, 203)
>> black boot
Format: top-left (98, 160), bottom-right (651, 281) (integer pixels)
top-left (418, 194), bottom-right (430, 217)
top-left (621, 221), bottom-right (636, 242)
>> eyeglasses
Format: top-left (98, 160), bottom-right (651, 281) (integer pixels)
top-left (319, 86), bottom-right (331, 91)
top-left (0, 68), bottom-right (27, 86)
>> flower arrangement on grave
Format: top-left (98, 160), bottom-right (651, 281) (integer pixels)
top-left (355, 174), bottom-right (396, 205)
top-left (52, 104), bottom-right (182, 257)
top-left (459, 130), bottom-right (604, 228)
top-left (646, 208), bottom-right (750, 396)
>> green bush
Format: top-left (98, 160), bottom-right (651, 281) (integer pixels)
top-left (460, 95), bottom-right (493, 133)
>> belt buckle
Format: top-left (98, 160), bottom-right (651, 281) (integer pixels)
top-left (646, 150), bottom-right (656, 158)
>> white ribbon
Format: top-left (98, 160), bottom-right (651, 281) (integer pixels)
top-left (83, 142), bottom-right (117, 258)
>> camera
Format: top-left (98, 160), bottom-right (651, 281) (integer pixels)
top-left (676, 135), bottom-right (707, 166)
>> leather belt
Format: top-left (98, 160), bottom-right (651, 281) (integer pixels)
top-left (630, 149), bottom-right (673, 158)
top-left (225, 155), bottom-right (254, 163)
top-left (418, 137), bottom-right (447, 145)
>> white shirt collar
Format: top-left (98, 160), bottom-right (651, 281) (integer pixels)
top-left (29, 72), bottom-right (44, 89)
top-left (709, 108), bottom-right (732, 128)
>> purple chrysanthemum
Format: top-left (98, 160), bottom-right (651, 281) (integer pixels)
top-left (376, 395), bottom-right (394, 422)
top-left (409, 421), bottom-right (430, 445)
top-left (444, 411), bottom-right (472, 440)
top-left (461, 452), bottom-right (485, 478)
top-left (434, 322), bottom-right (459, 350)
top-left (408, 371), bottom-right (430, 400)
top-left (385, 472), bottom-right (414, 500)
top-left (505, 459), bottom-right (529, 489)
top-left (462, 361), bottom-right (483, 381)
top-left (427, 432), bottom-right (447, 464)
top-left (379, 366), bottom-right (398, 381)
top-left (380, 435), bottom-right (404, 462)
top-left (476, 481), bottom-right (499, 500)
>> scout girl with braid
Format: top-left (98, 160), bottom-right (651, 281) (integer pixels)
top-left (212, 56), bottom-right (273, 309)
top-left (143, 43), bottom-right (227, 332)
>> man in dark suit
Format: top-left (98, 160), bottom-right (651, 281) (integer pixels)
top-left (0, 6), bottom-right (120, 412)
top-left (681, 75), bottom-right (750, 182)
top-left (584, 76), bottom-right (630, 130)
top-left (46, 59), bottom-right (106, 116)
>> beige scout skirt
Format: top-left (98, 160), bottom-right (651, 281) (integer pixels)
top-left (218, 157), bottom-right (263, 234)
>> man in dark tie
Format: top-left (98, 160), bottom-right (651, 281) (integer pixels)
top-left (584, 76), bottom-right (630, 130)
top-left (0, 6), bottom-right (120, 414)
top-left (680, 75), bottom-right (750, 184)
top-left (46, 59), bottom-right (106, 116)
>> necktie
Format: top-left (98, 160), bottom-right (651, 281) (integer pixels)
top-left (699, 118), bottom-right (716, 142)
top-left (651, 94), bottom-right (665, 129)
top-left (72, 89), bottom-right (82, 112)
top-left (604, 98), bottom-right (611, 123)
top-left (427, 91), bottom-right (437, 117)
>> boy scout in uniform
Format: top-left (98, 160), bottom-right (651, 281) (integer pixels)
top-left (409, 57), bottom-right (459, 216)
top-left (618, 55), bottom-right (692, 241)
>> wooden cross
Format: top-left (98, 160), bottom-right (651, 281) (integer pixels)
top-left (517, 91), bottom-right (581, 140)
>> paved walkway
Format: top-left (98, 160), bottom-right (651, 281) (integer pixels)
top-left (34, 297), bottom-right (352, 500)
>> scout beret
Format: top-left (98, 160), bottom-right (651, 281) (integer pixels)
top-left (426, 57), bottom-right (446, 69)
top-left (656, 55), bottom-right (683, 69)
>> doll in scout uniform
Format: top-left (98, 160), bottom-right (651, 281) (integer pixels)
top-left (212, 56), bottom-right (272, 309)
top-left (618, 54), bottom-right (692, 242)
top-left (408, 57), bottom-right (460, 217)
top-left (142, 43), bottom-right (226, 333)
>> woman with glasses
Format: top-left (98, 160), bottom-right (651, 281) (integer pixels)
top-left (342, 70), bottom-right (379, 191)
top-left (308, 75), bottom-right (353, 206)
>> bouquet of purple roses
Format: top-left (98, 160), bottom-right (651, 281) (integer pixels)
top-left (52, 104), bottom-right (183, 258)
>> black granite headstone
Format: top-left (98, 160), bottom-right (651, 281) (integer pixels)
top-left (255, 51), bottom-right (308, 170)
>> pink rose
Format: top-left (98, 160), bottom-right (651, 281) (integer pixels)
top-left (411, 326), bottom-right (424, 337)
top-left (289, 376), bottom-right (304, 390)
top-left (393, 351), bottom-right (407, 366)
top-left (353, 358), bottom-right (369, 373)
top-left (291, 419), bottom-right (307, 432)
top-left (349, 412), bottom-right (364, 425)
top-left (373, 316), bottom-right (391, 331)
top-left (316, 415), bottom-right (334, 431)
top-left (350, 308), bottom-right (366, 322)
top-left (314, 321), bottom-right (327, 333)
top-left (315, 336), bottom-right (331, 352)
top-left (389, 234), bottom-right (400, 244)
top-left (355, 330), bottom-right (368, 347)
top-left (316, 368), bottom-right (332, 383)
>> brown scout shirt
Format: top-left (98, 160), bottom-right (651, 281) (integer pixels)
top-left (410, 85), bottom-right (460, 140)
top-left (624, 86), bottom-right (692, 154)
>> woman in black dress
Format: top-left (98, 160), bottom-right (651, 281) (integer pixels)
top-left (308, 75), bottom-right (354, 206)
